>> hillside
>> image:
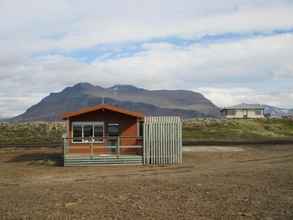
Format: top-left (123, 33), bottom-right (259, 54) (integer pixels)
top-left (11, 83), bottom-right (220, 122)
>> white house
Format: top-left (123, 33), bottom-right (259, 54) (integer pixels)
top-left (221, 104), bottom-right (265, 119)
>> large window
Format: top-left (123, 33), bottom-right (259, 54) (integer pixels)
top-left (72, 122), bottom-right (104, 143)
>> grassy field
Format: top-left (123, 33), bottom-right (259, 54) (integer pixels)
top-left (0, 122), bottom-right (65, 146)
top-left (0, 146), bottom-right (293, 219)
top-left (0, 119), bottom-right (293, 146)
top-left (183, 118), bottom-right (293, 141)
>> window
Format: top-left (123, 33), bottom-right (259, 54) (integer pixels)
top-left (83, 125), bottom-right (93, 142)
top-left (255, 109), bottom-right (262, 115)
top-left (94, 124), bottom-right (104, 142)
top-left (226, 109), bottom-right (236, 116)
top-left (72, 122), bottom-right (104, 143)
top-left (107, 124), bottom-right (119, 149)
top-left (107, 123), bottom-right (120, 136)
top-left (72, 124), bottom-right (82, 143)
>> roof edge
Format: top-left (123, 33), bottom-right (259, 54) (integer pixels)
top-left (62, 104), bottom-right (144, 120)
top-left (221, 107), bottom-right (265, 111)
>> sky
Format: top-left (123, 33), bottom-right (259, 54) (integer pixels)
top-left (1, 0), bottom-right (293, 117)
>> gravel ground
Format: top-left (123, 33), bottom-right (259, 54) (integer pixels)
top-left (0, 145), bottom-right (293, 220)
top-left (183, 146), bottom-right (244, 152)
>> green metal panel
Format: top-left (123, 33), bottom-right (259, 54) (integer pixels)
top-left (143, 116), bottom-right (182, 165)
top-left (64, 155), bottom-right (143, 166)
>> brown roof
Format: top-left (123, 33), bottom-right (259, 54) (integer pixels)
top-left (62, 104), bottom-right (144, 120)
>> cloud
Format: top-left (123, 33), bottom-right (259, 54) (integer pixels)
top-left (197, 87), bottom-right (293, 108)
top-left (1, 0), bottom-right (293, 52)
top-left (0, 95), bottom-right (45, 118)
top-left (88, 33), bottom-right (293, 87)
top-left (1, 0), bottom-right (293, 116)
top-left (1, 33), bottom-right (293, 117)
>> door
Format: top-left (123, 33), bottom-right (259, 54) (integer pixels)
top-left (107, 123), bottom-right (120, 153)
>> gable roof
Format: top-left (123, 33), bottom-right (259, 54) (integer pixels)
top-left (62, 104), bottom-right (144, 120)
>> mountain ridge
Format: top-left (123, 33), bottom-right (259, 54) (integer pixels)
top-left (11, 83), bottom-right (220, 122)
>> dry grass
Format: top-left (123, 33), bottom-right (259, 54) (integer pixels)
top-left (183, 118), bottom-right (293, 141)
top-left (1, 119), bottom-right (293, 147)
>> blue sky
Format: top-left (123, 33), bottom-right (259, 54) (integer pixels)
top-left (1, 0), bottom-right (293, 117)
top-left (35, 27), bottom-right (293, 63)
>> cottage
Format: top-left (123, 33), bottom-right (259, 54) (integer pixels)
top-left (221, 104), bottom-right (265, 119)
top-left (62, 104), bottom-right (182, 166)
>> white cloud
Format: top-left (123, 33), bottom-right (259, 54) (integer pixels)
top-left (1, 0), bottom-right (293, 52)
top-left (1, 0), bottom-right (293, 116)
top-left (86, 33), bottom-right (293, 87)
top-left (197, 87), bottom-right (293, 108)
top-left (0, 95), bottom-right (45, 118)
top-left (1, 33), bottom-right (293, 117)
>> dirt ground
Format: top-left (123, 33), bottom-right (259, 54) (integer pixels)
top-left (0, 145), bottom-right (293, 220)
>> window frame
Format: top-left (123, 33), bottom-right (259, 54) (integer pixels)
top-left (72, 123), bottom-right (83, 143)
top-left (72, 122), bottom-right (104, 144)
top-left (93, 123), bottom-right (104, 143)
top-left (107, 123), bottom-right (120, 137)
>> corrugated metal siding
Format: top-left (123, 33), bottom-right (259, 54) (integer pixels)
top-left (143, 116), bottom-right (182, 165)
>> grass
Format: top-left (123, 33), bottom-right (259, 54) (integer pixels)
top-left (0, 122), bottom-right (65, 146)
top-left (183, 118), bottom-right (293, 141)
top-left (0, 119), bottom-right (292, 146)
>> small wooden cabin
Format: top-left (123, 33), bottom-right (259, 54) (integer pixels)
top-left (63, 104), bottom-right (144, 165)
top-left (62, 104), bottom-right (182, 166)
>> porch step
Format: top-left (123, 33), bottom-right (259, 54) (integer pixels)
top-left (64, 155), bottom-right (143, 166)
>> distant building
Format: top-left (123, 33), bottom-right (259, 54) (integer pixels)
top-left (221, 104), bottom-right (265, 119)
top-left (282, 115), bottom-right (293, 120)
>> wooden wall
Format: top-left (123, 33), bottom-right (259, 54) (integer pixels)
top-left (65, 109), bottom-right (142, 155)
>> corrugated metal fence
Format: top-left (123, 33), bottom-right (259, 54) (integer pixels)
top-left (143, 116), bottom-right (182, 165)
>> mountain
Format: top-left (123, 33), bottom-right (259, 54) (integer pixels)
top-left (11, 83), bottom-right (220, 122)
top-left (0, 118), bottom-right (7, 122)
top-left (262, 105), bottom-right (292, 118)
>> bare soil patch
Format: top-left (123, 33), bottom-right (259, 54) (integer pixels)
top-left (183, 146), bottom-right (244, 152)
top-left (0, 146), bottom-right (293, 219)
